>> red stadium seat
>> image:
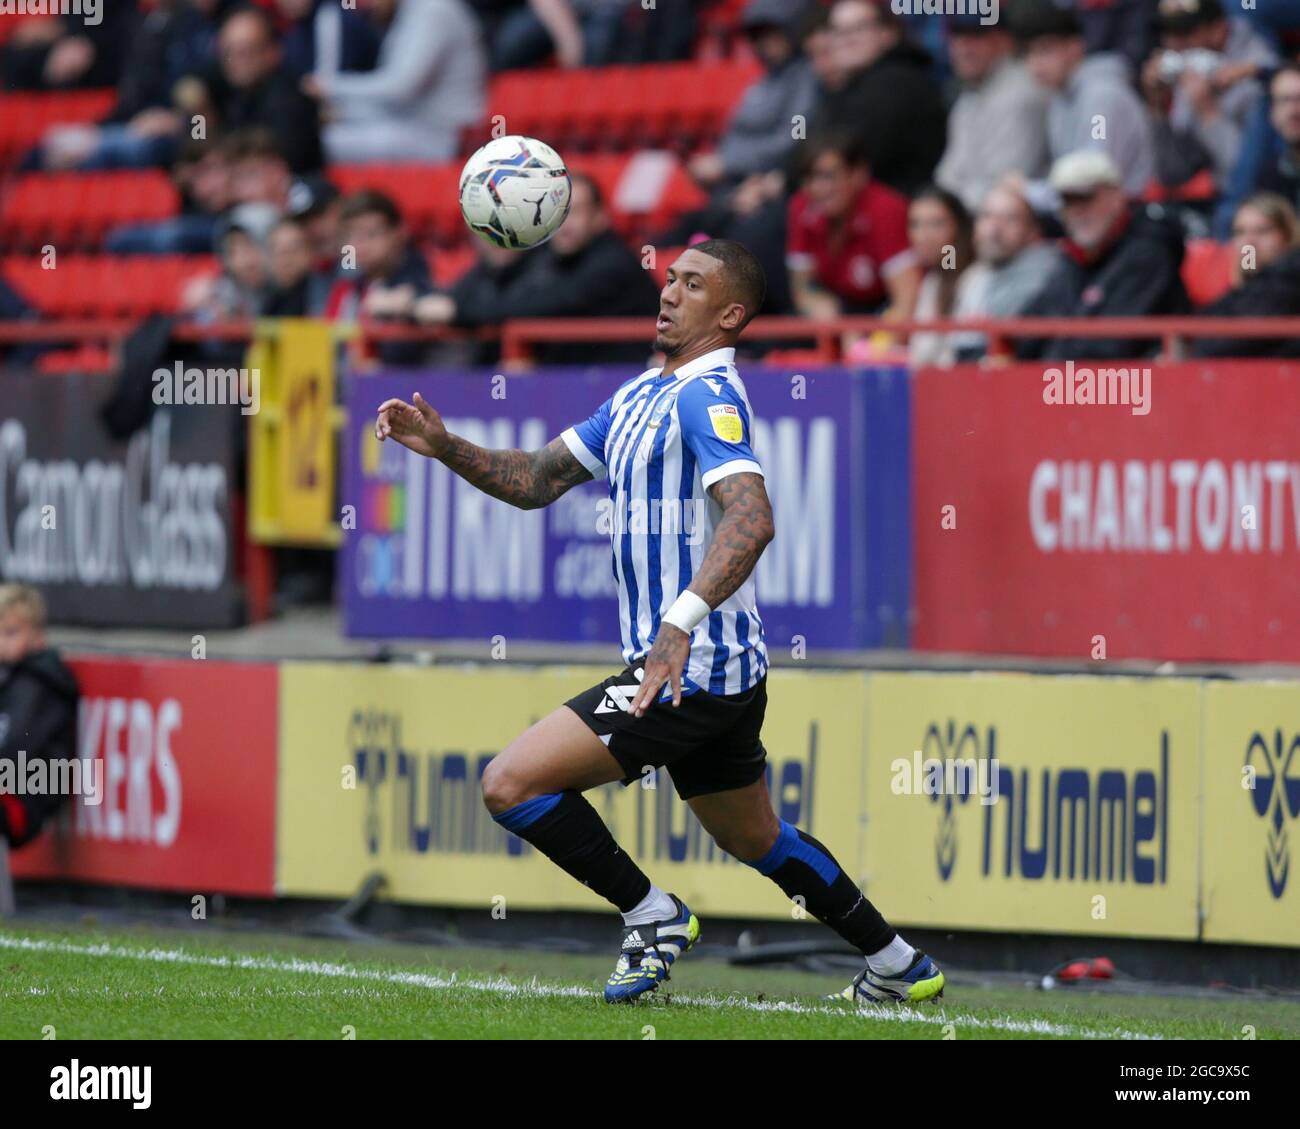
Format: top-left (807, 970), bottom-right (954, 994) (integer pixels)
top-left (0, 170), bottom-right (179, 249)
top-left (431, 243), bottom-right (475, 289)
top-left (1183, 239), bottom-right (1234, 308)
top-left (478, 60), bottom-right (761, 154)
top-left (0, 89), bottom-right (117, 166)
top-left (36, 344), bottom-right (114, 374)
top-left (331, 164), bottom-right (461, 242)
top-left (1, 254), bottom-right (217, 318)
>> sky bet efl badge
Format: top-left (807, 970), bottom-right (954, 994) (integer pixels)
top-left (708, 402), bottom-right (742, 443)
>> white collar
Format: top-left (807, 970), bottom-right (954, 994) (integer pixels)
top-left (658, 346), bottom-right (736, 382)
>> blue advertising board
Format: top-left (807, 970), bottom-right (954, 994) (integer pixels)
top-left (342, 365), bottom-right (910, 651)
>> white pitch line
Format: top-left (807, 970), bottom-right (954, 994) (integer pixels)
top-left (0, 932), bottom-right (1163, 1040)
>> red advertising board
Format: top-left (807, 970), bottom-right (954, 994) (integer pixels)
top-left (10, 656), bottom-right (278, 896)
top-left (912, 361), bottom-right (1300, 662)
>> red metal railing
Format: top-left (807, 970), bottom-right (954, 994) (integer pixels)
top-left (3, 316), bottom-right (1300, 364)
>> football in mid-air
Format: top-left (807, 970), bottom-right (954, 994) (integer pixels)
top-left (459, 135), bottom-right (572, 250)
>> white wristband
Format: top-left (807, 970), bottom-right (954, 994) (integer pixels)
top-left (662, 590), bottom-right (711, 635)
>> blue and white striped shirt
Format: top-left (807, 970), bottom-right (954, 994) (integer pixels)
top-left (561, 347), bottom-right (768, 697)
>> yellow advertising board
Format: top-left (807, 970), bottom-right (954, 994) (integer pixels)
top-left (248, 319), bottom-right (342, 546)
top-left (277, 663), bottom-right (869, 920)
top-left (1202, 682), bottom-right (1300, 947)
top-left (862, 673), bottom-right (1202, 940)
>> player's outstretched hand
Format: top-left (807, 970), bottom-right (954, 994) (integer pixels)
top-left (375, 392), bottom-right (447, 459)
top-left (631, 626), bottom-right (691, 717)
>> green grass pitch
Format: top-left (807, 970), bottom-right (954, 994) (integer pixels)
top-left (1, 923), bottom-right (1296, 1040)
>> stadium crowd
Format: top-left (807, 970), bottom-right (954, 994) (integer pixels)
top-left (2, 0), bottom-right (1300, 367)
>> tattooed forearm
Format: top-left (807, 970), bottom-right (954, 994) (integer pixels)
top-left (439, 435), bottom-right (591, 510)
top-left (688, 472), bottom-right (775, 609)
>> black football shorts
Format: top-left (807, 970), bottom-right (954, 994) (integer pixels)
top-left (565, 662), bottom-right (768, 800)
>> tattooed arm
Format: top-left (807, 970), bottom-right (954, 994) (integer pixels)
top-left (375, 391), bottom-right (591, 509)
top-left (689, 472), bottom-right (776, 608)
top-left (630, 472), bottom-right (775, 716)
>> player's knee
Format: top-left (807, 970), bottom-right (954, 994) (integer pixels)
top-left (713, 827), bottom-right (776, 864)
top-left (480, 756), bottom-right (534, 815)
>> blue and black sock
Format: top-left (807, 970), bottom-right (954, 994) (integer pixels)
top-left (492, 791), bottom-right (651, 913)
top-left (747, 820), bottom-right (895, 955)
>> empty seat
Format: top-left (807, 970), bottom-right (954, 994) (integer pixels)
top-left (1183, 239), bottom-right (1234, 308)
top-left (0, 89), bottom-right (117, 166)
top-left (1, 254), bottom-right (218, 318)
top-left (0, 170), bottom-right (179, 249)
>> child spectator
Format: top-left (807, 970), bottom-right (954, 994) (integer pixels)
top-left (0, 586), bottom-right (79, 852)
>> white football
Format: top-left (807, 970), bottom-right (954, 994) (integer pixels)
top-left (458, 135), bottom-right (572, 250)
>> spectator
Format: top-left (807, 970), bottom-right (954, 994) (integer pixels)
top-left (802, 3), bottom-right (848, 101)
top-left (323, 190), bottom-right (434, 365)
top-left (472, 0), bottom-right (634, 70)
top-left (1068, 0), bottom-right (1160, 75)
top-left (274, 0), bottom-right (381, 80)
top-left (106, 137), bottom-right (234, 255)
top-left (287, 175), bottom-right (345, 274)
top-left (0, 586), bottom-right (78, 852)
top-left (1238, 0), bottom-right (1300, 54)
top-left (907, 187), bottom-right (978, 367)
top-left (1, 2), bottom-right (136, 91)
top-left (430, 241), bottom-right (549, 365)
top-left (415, 172), bottom-right (659, 364)
top-left (813, 1), bottom-right (947, 195)
top-left (1251, 64), bottom-right (1300, 213)
top-left (186, 5), bottom-right (324, 173)
top-left (182, 203), bottom-right (278, 324)
top-left (786, 134), bottom-right (921, 319)
top-left (1140, 0), bottom-right (1277, 199)
top-left (223, 126), bottom-right (293, 208)
top-left (1193, 193), bottom-right (1300, 356)
top-left (606, 0), bottom-right (695, 64)
top-left (1015, 0), bottom-right (1156, 197)
top-left (36, 0), bottom-right (230, 171)
top-left (660, 0), bottom-right (817, 314)
top-left (934, 14), bottom-right (1051, 213)
top-left (1019, 150), bottom-right (1189, 359)
top-left (688, 0), bottom-right (817, 194)
top-left (263, 217), bottom-right (331, 316)
top-left (950, 178), bottom-right (1059, 360)
top-left (305, 0), bottom-right (485, 164)
top-left (115, 126), bottom-right (287, 264)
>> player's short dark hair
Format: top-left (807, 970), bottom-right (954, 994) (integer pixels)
top-left (690, 239), bottom-right (767, 329)
top-left (340, 189), bottom-right (403, 228)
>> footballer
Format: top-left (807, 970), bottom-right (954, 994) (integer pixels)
top-left (375, 239), bottom-right (945, 1005)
